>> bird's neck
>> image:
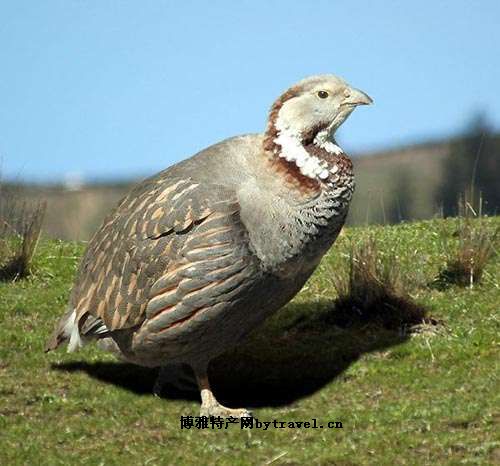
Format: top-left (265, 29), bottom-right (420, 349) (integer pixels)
top-left (263, 120), bottom-right (353, 194)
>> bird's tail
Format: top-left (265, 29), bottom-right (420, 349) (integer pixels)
top-left (44, 308), bottom-right (84, 353)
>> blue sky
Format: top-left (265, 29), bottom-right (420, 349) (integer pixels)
top-left (1, 1), bottom-right (499, 182)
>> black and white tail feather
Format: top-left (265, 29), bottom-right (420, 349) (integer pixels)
top-left (44, 309), bottom-right (110, 353)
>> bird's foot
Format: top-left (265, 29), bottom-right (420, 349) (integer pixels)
top-left (200, 401), bottom-right (252, 419)
top-left (196, 369), bottom-right (253, 419)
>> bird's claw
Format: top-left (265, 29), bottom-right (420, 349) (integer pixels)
top-left (200, 403), bottom-right (253, 419)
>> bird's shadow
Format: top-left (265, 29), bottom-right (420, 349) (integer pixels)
top-left (52, 300), bottom-right (415, 408)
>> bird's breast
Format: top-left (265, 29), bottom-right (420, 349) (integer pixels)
top-left (239, 159), bottom-right (354, 277)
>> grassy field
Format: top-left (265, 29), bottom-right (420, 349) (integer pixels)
top-left (0, 218), bottom-right (499, 465)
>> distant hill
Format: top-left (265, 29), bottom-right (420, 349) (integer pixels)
top-left (1, 182), bottom-right (131, 240)
top-left (348, 140), bottom-right (450, 225)
top-left (2, 133), bottom-right (498, 240)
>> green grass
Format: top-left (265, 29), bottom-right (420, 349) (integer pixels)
top-left (1, 218), bottom-right (499, 465)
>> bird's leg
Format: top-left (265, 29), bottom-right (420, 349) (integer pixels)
top-left (195, 367), bottom-right (252, 418)
top-left (153, 363), bottom-right (197, 396)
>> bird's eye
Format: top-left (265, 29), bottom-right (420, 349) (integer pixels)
top-left (317, 90), bottom-right (329, 99)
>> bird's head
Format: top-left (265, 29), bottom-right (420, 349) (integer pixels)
top-left (269, 74), bottom-right (372, 141)
top-left (264, 74), bottom-right (372, 181)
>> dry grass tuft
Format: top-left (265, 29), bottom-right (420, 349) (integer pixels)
top-left (0, 183), bottom-right (46, 280)
top-left (330, 236), bottom-right (431, 331)
top-left (435, 194), bottom-right (498, 288)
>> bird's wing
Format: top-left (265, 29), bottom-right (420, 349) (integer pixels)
top-left (70, 176), bottom-right (259, 335)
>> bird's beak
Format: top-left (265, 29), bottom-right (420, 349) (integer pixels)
top-left (344, 87), bottom-right (373, 106)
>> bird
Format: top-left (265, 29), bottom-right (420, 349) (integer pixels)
top-left (46, 74), bottom-right (372, 418)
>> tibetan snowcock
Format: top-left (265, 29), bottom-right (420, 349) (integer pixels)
top-left (46, 74), bottom-right (372, 417)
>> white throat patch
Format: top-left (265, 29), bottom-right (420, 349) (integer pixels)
top-left (313, 129), bottom-right (343, 156)
top-left (273, 121), bottom-right (343, 180)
